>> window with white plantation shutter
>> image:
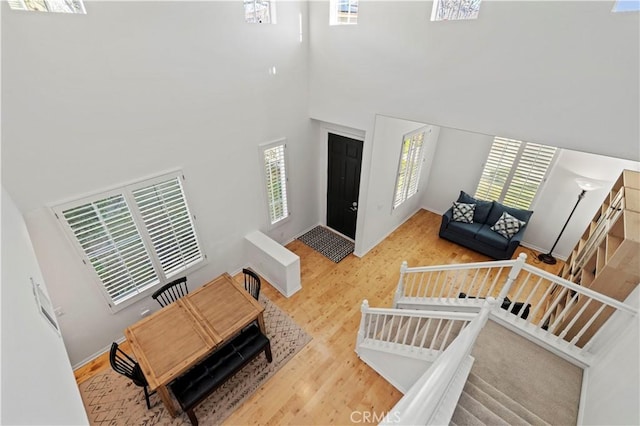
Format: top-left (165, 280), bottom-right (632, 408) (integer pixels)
top-left (393, 129), bottom-right (426, 209)
top-left (262, 141), bottom-right (290, 225)
top-left (132, 177), bottom-right (203, 279)
top-left (55, 172), bottom-right (204, 311)
top-left (475, 137), bottom-right (557, 210)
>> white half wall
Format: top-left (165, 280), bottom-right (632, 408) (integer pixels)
top-left (1, 187), bottom-right (89, 425)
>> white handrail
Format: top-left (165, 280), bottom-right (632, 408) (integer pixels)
top-left (404, 259), bottom-right (517, 273)
top-left (381, 299), bottom-right (496, 425)
top-left (521, 263), bottom-right (639, 315)
top-left (363, 306), bottom-right (477, 321)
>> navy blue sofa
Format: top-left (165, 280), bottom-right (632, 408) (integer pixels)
top-left (439, 191), bottom-right (533, 260)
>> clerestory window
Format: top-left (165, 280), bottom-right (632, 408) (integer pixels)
top-left (7, 0), bottom-right (86, 14)
top-left (244, 0), bottom-right (276, 24)
top-left (330, 0), bottom-right (358, 25)
top-left (431, 0), bottom-right (481, 21)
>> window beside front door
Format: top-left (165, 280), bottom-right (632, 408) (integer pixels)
top-left (393, 128), bottom-right (427, 209)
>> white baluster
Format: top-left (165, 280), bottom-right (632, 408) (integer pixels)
top-left (497, 253), bottom-right (526, 304)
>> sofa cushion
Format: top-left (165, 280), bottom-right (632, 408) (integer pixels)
top-left (486, 201), bottom-right (533, 226)
top-left (456, 191), bottom-right (493, 224)
top-left (490, 211), bottom-right (527, 239)
top-left (475, 225), bottom-right (509, 250)
top-left (452, 201), bottom-right (475, 223)
top-left (447, 221), bottom-right (484, 239)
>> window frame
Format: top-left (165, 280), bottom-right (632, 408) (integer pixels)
top-left (244, 0), bottom-right (277, 24)
top-left (431, 0), bottom-right (481, 21)
top-left (330, 0), bottom-right (358, 26)
top-left (260, 139), bottom-right (291, 228)
top-left (8, 0), bottom-right (86, 14)
top-left (392, 127), bottom-right (428, 209)
top-left (475, 137), bottom-right (558, 210)
top-left (53, 171), bottom-right (206, 313)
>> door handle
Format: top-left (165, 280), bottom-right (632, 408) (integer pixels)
top-left (350, 201), bottom-right (358, 212)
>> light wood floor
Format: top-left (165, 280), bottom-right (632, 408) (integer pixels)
top-left (74, 209), bottom-right (563, 425)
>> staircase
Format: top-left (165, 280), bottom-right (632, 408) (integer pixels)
top-left (354, 254), bottom-right (638, 425)
top-left (451, 373), bottom-right (549, 426)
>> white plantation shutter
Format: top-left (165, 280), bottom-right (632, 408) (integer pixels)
top-left (475, 137), bottom-right (556, 209)
top-left (132, 177), bottom-right (203, 279)
top-left (61, 195), bottom-right (158, 306)
top-left (56, 172), bottom-right (204, 310)
top-left (263, 142), bottom-right (290, 225)
top-left (394, 129), bottom-right (426, 208)
top-left (475, 137), bottom-right (521, 202)
top-left (503, 143), bottom-right (557, 209)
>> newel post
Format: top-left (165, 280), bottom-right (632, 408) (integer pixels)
top-left (356, 299), bottom-right (370, 353)
top-left (497, 253), bottom-right (527, 304)
top-left (393, 261), bottom-right (409, 308)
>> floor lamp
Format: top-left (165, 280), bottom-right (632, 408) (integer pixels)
top-left (538, 178), bottom-right (599, 265)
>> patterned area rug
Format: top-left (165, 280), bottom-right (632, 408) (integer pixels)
top-left (78, 294), bottom-right (311, 425)
top-left (296, 226), bottom-right (354, 263)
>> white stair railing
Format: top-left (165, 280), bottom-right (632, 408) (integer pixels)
top-left (356, 301), bottom-right (476, 356)
top-left (393, 254), bottom-right (639, 361)
top-left (380, 299), bottom-right (496, 426)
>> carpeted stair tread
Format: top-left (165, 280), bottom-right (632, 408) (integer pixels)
top-left (450, 403), bottom-right (485, 426)
top-left (466, 373), bottom-right (551, 425)
top-left (456, 390), bottom-right (511, 426)
top-left (463, 376), bottom-right (537, 425)
top-left (470, 321), bottom-right (581, 425)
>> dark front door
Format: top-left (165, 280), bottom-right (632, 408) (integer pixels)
top-left (327, 133), bottom-right (363, 239)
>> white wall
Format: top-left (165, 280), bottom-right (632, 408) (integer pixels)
top-left (1, 187), bottom-right (89, 425)
top-left (357, 115), bottom-right (439, 254)
top-left (308, 1), bottom-right (639, 161)
top-left (1, 1), bottom-right (318, 366)
top-left (3, 0), bottom-right (639, 367)
top-left (523, 150), bottom-right (640, 257)
top-left (421, 127), bottom-right (494, 214)
top-left (581, 287), bottom-right (640, 425)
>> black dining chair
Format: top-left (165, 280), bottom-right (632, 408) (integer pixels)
top-left (151, 276), bottom-right (188, 307)
top-left (242, 268), bottom-right (261, 301)
top-left (109, 342), bottom-right (155, 409)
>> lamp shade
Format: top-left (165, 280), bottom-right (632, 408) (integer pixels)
top-left (575, 178), bottom-right (600, 192)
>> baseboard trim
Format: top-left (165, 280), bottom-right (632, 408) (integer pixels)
top-left (72, 335), bottom-right (126, 371)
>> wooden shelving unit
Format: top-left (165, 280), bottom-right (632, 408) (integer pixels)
top-left (557, 169), bottom-right (640, 346)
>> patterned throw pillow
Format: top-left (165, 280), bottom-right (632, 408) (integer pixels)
top-left (452, 202), bottom-right (476, 224)
top-left (491, 211), bottom-right (527, 239)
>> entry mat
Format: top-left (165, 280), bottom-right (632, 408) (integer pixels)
top-left (296, 225), bottom-right (354, 263)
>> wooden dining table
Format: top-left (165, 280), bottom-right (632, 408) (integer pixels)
top-left (124, 273), bottom-right (265, 417)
